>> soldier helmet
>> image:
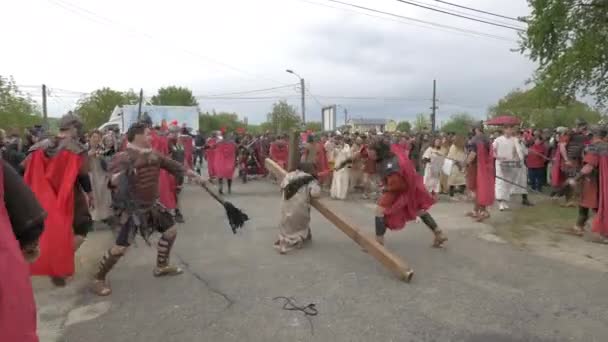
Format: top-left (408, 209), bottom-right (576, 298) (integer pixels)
top-left (59, 112), bottom-right (84, 132)
top-left (140, 112), bottom-right (153, 127)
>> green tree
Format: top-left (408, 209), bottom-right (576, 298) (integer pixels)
top-left (396, 121), bottom-right (411, 132)
top-left (266, 100), bottom-right (301, 134)
top-left (75, 88), bottom-right (138, 130)
top-left (151, 86), bottom-right (198, 106)
top-left (0, 75), bottom-right (42, 131)
top-left (520, 0), bottom-right (608, 106)
top-left (198, 111), bottom-right (247, 134)
top-left (304, 121), bottom-right (323, 132)
top-left (413, 113), bottom-right (430, 132)
top-left (441, 113), bottom-right (476, 136)
top-left (488, 87), bottom-right (601, 128)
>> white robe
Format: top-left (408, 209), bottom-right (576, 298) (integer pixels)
top-left (511, 138), bottom-right (528, 195)
top-left (331, 144), bottom-right (352, 200)
top-left (493, 135), bottom-right (523, 201)
top-left (422, 147), bottom-right (442, 194)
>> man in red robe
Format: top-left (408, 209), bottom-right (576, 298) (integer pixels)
top-left (0, 159), bottom-right (46, 342)
top-left (367, 140), bottom-right (447, 247)
top-left (23, 113), bottom-right (93, 286)
top-left (179, 127), bottom-right (194, 170)
top-left (215, 137), bottom-right (237, 194)
top-left (465, 122), bottom-right (495, 222)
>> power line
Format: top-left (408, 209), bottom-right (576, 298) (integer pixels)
top-left (315, 0), bottom-right (514, 42)
top-left (393, 0), bottom-right (524, 31)
top-left (433, 0), bottom-right (524, 22)
top-left (46, 0), bottom-right (290, 87)
top-left (199, 84), bottom-right (299, 97)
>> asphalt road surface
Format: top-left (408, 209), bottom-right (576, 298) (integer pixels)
top-left (48, 180), bottom-right (607, 342)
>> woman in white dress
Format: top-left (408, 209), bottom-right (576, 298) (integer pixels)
top-left (330, 137), bottom-right (352, 200)
top-left (88, 130), bottom-right (113, 223)
top-left (422, 138), bottom-right (443, 197)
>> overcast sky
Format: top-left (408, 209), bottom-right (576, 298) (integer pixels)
top-left (1, 0), bottom-right (535, 125)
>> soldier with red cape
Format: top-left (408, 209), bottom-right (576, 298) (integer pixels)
top-left (270, 135), bottom-right (289, 170)
top-left (179, 126), bottom-right (194, 170)
top-left (23, 113), bottom-right (94, 286)
top-left (569, 126), bottom-right (608, 240)
top-left (215, 137), bottom-right (237, 194)
top-left (390, 135), bottom-right (410, 164)
top-left (465, 122), bottom-right (495, 222)
top-left (367, 140), bottom-right (447, 247)
top-left (149, 121), bottom-right (178, 215)
top-left (0, 159), bottom-right (46, 342)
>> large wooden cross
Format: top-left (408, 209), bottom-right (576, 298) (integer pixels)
top-left (265, 158), bottom-right (414, 282)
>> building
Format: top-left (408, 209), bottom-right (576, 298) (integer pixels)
top-left (347, 118), bottom-right (392, 133)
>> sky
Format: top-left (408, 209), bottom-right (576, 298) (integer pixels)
top-left (0, 0), bottom-right (535, 125)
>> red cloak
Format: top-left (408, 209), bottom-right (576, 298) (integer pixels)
top-left (0, 164), bottom-right (39, 342)
top-left (253, 140), bottom-right (268, 175)
top-left (179, 135), bottom-right (194, 170)
top-left (214, 141), bottom-right (237, 179)
top-left (474, 141), bottom-right (495, 206)
top-left (592, 147), bottom-right (608, 237)
top-left (270, 141), bottom-right (289, 169)
top-left (25, 149), bottom-right (82, 277)
top-left (384, 157), bottom-right (435, 230)
top-left (315, 142), bottom-right (330, 179)
top-left (151, 132), bottom-right (177, 209)
top-left (206, 138), bottom-right (218, 178)
top-left (390, 143), bottom-right (410, 164)
top-left (551, 149), bottom-right (565, 187)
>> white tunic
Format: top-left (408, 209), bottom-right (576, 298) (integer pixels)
top-left (492, 135), bottom-right (522, 201)
top-left (330, 144), bottom-right (352, 200)
top-left (422, 147), bottom-right (443, 194)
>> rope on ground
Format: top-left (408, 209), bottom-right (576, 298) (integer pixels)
top-left (272, 296), bottom-right (317, 335)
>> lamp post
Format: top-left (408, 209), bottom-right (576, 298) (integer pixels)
top-left (286, 69), bottom-right (305, 124)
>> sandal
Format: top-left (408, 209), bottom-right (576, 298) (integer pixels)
top-left (153, 265), bottom-right (184, 277)
top-left (475, 211), bottom-right (490, 222)
top-left (570, 226), bottom-right (585, 237)
top-left (92, 280), bottom-right (112, 296)
top-left (432, 231), bottom-right (448, 248)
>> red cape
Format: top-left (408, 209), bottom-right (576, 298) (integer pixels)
top-left (384, 157), bottom-right (435, 230)
top-left (0, 163), bottom-right (39, 342)
top-left (25, 149), bottom-right (81, 277)
top-left (592, 150), bottom-right (608, 237)
top-left (475, 141), bottom-right (495, 206)
top-left (206, 138), bottom-right (218, 178)
top-left (390, 143), bottom-right (410, 164)
top-left (551, 149), bottom-right (565, 187)
top-left (214, 141), bottom-right (237, 179)
top-left (179, 135), bottom-right (194, 170)
top-left (270, 141), bottom-right (289, 169)
top-left (315, 142), bottom-right (330, 180)
top-left (151, 132), bottom-right (177, 209)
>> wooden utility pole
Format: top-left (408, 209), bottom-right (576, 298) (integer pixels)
top-left (137, 88), bottom-right (144, 120)
top-left (265, 158), bottom-right (414, 282)
top-left (42, 84), bottom-right (48, 129)
top-left (431, 79), bottom-right (438, 133)
top-left (300, 78), bottom-right (306, 124)
top-left (287, 130), bottom-right (299, 172)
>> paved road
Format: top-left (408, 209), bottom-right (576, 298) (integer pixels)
top-left (52, 180), bottom-right (607, 342)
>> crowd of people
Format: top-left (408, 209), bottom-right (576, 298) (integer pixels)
top-left (0, 112), bottom-right (607, 340)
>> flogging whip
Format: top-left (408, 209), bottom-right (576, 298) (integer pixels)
top-left (200, 182), bottom-right (249, 234)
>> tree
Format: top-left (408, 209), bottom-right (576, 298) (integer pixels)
top-left (151, 86), bottom-right (198, 106)
top-left (75, 88), bottom-right (138, 130)
top-left (396, 121), bottom-right (411, 133)
top-left (0, 75), bottom-right (42, 131)
top-left (198, 111), bottom-right (247, 134)
top-left (441, 113), bottom-right (476, 136)
top-left (488, 87), bottom-right (602, 128)
top-left (304, 121), bottom-right (323, 132)
top-left (413, 113), bottom-right (430, 132)
top-left (266, 100), bottom-right (301, 134)
top-left (520, 0), bottom-right (608, 106)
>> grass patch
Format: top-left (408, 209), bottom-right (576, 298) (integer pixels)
top-left (493, 201), bottom-right (578, 244)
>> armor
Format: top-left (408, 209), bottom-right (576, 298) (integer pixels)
top-left (566, 133), bottom-right (587, 161)
top-left (377, 156), bottom-right (401, 179)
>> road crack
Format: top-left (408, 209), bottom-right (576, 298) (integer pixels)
top-left (175, 254), bottom-right (235, 308)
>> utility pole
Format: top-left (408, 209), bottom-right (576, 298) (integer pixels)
top-left (300, 78), bottom-right (306, 124)
top-left (344, 108), bottom-right (348, 125)
top-left (430, 79), bottom-right (438, 133)
top-left (137, 88), bottom-right (144, 120)
top-left (42, 84), bottom-right (48, 129)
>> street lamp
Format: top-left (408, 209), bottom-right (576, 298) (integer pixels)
top-left (286, 69), bottom-right (306, 124)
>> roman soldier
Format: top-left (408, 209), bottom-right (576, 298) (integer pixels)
top-left (0, 159), bottom-right (47, 342)
top-left (23, 113), bottom-right (93, 286)
top-left (465, 122), bottom-right (495, 221)
top-left (367, 140), bottom-right (447, 248)
top-left (91, 122), bottom-right (206, 296)
top-left (168, 125), bottom-right (186, 222)
top-left (214, 136), bottom-right (237, 194)
top-left (569, 125), bottom-right (607, 240)
top-left (559, 119), bottom-right (591, 206)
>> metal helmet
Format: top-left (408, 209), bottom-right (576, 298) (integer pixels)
top-left (59, 112), bottom-right (84, 133)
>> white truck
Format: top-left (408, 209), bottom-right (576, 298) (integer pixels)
top-left (99, 105), bottom-right (199, 133)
